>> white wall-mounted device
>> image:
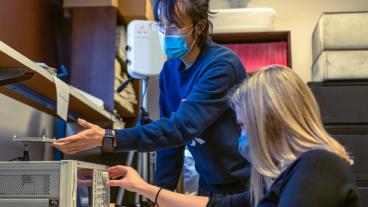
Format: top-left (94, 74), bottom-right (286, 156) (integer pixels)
top-left (127, 20), bottom-right (166, 79)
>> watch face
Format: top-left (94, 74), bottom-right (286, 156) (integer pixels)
top-left (103, 129), bottom-right (115, 153)
top-left (105, 129), bottom-right (114, 138)
top-left (103, 138), bottom-right (113, 148)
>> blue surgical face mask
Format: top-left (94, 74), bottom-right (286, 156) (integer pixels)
top-left (238, 130), bottom-right (251, 162)
top-left (158, 30), bottom-right (196, 59)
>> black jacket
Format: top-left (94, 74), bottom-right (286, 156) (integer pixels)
top-left (207, 149), bottom-right (361, 207)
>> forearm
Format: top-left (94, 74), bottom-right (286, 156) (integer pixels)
top-left (115, 117), bottom-right (191, 152)
top-left (136, 183), bottom-right (209, 207)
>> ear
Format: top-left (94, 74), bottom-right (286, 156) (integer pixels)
top-left (195, 19), bottom-right (207, 36)
top-left (192, 19), bottom-right (206, 39)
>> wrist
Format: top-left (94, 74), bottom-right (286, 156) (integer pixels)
top-left (136, 183), bottom-right (160, 201)
top-left (135, 181), bottom-right (152, 192)
top-left (99, 129), bottom-right (105, 146)
top-left (153, 188), bottom-right (163, 206)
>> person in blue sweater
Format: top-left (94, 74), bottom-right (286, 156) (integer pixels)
top-left (52, 0), bottom-right (250, 197)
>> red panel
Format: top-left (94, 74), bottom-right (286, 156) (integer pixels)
top-left (223, 41), bottom-right (288, 73)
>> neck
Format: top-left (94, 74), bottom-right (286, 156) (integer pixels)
top-left (181, 45), bottom-right (201, 65)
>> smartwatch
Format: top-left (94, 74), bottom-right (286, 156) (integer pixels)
top-left (102, 129), bottom-right (115, 153)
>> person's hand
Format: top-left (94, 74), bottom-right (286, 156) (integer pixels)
top-left (51, 118), bottom-right (105, 154)
top-left (106, 165), bottom-right (148, 192)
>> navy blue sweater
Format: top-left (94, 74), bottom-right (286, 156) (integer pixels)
top-left (115, 40), bottom-right (249, 194)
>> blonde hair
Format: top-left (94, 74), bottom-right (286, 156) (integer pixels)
top-left (231, 65), bottom-right (353, 206)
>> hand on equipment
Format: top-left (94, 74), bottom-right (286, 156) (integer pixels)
top-left (106, 165), bottom-right (147, 192)
top-left (51, 118), bottom-right (105, 154)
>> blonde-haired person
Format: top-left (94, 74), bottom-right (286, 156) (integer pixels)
top-left (107, 65), bottom-right (360, 207)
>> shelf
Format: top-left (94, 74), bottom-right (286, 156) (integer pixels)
top-left (64, 0), bottom-right (153, 24)
top-left (117, 0), bottom-right (154, 23)
top-left (63, 0), bottom-right (118, 8)
top-left (212, 31), bottom-right (291, 44)
top-left (0, 41), bottom-right (122, 128)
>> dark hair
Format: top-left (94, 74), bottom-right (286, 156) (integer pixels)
top-left (153, 0), bottom-right (213, 47)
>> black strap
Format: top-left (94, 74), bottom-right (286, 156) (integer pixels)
top-left (153, 188), bottom-right (163, 207)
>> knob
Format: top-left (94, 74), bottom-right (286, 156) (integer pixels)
top-left (102, 172), bottom-right (109, 184)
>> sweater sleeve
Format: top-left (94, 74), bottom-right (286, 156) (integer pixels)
top-left (206, 192), bottom-right (251, 207)
top-left (276, 150), bottom-right (359, 207)
top-left (115, 61), bottom-right (237, 152)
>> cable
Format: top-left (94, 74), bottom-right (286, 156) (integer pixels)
top-left (140, 77), bottom-right (149, 104)
top-left (8, 157), bottom-right (22, 161)
top-left (117, 76), bottom-right (134, 93)
top-left (137, 78), bottom-right (149, 126)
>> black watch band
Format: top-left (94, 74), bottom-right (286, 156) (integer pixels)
top-left (102, 129), bottom-right (115, 153)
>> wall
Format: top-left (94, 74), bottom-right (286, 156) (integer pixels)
top-left (210, 0), bottom-right (368, 81)
top-left (0, 0), bottom-right (64, 161)
top-left (0, 94), bottom-right (54, 161)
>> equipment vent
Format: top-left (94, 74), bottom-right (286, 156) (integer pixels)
top-left (0, 174), bottom-right (51, 197)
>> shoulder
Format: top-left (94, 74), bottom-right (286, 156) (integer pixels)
top-left (298, 149), bottom-right (349, 167)
top-left (198, 42), bottom-right (247, 81)
top-left (284, 149), bottom-right (353, 180)
top-left (270, 150), bottom-right (360, 207)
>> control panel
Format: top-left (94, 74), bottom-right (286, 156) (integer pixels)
top-left (93, 170), bottom-right (110, 207)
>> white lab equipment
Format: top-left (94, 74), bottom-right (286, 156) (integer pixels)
top-left (211, 8), bottom-right (277, 33)
top-left (0, 160), bottom-right (109, 207)
top-left (126, 20), bottom-right (166, 78)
